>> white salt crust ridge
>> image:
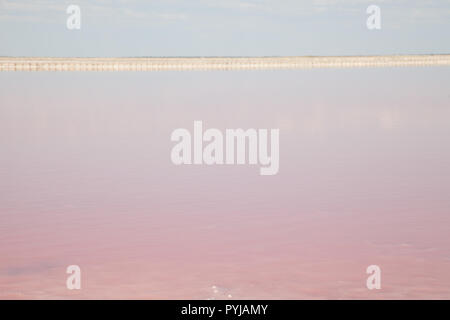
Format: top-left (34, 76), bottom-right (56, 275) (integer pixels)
top-left (1, 55), bottom-right (450, 71)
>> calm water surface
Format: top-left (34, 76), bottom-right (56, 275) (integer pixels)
top-left (1, 68), bottom-right (450, 299)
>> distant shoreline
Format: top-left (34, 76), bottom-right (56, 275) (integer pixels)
top-left (1, 55), bottom-right (449, 71)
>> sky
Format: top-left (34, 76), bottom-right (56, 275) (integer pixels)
top-left (0, 0), bottom-right (449, 57)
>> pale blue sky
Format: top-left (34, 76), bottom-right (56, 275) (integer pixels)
top-left (0, 0), bottom-right (449, 57)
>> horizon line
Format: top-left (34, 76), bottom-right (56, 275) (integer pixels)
top-left (1, 54), bottom-right (450, 71)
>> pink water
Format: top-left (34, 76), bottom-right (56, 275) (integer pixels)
top-left (1, 69), bottom-right (450, 299)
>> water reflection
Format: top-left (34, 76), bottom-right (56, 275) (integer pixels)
top-left (0, 68), bottom-right (450, 299)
